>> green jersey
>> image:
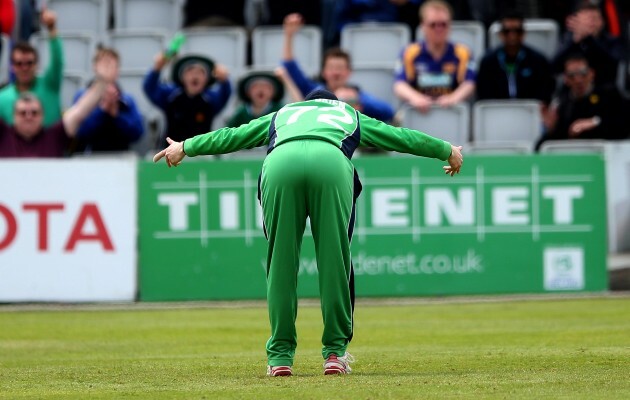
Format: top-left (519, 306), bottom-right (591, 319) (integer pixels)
top-left (184, 99), bottom-right (452, 160)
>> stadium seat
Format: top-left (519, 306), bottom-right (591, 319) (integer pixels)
top-left (114, 0), bottom-right (184, 33)
top-left (0, 34), bottom-right (10, 85)
top-left (61, 72), bottom-right (86, 110)
top-left (488, 19), bottom-right (559, 60)
top-left (252, 26), bottom-right (322, 77)
top-left (31, 32), bottom-right (96, 75)
top-left (472, 99), bottom-right (541, 145)
top-left (180, 27), bottom-right (248, 78)
top-left (47, 0), bottom-right (109, 35)
top-left (349, 64), bottom-right (399, 109)
top-left (107, 30), bottom-right (168, 71)
top-left (539, 139), bottom-right (608, 154)
top-left (399, 103), bottom-right (470, 145)
top-left (341, 22), bottom-right (410, 66)
top-left (417, 20), bottom-right (485, 61)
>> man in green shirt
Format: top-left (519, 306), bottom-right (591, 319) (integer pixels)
top-left (0, 8), bottom-right (63, 127)
top-left (154, 89), bottom-right (464, 377)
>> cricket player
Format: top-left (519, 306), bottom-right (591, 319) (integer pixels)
top-left (153, 89), bottom-right (463, 377)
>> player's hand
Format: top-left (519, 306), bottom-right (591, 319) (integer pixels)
top-left (153, 137), bottom-right (186, 167)
top-left (444, 145), bottom-right (463, 177)
top-left (568, 118), bottom-right (598, 137)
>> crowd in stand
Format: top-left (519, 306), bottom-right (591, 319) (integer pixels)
top-left (0, 0), bottom-right (629, 158)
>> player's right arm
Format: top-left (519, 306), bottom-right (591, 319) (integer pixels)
top-left (153, 112), bottom-right (274, 167)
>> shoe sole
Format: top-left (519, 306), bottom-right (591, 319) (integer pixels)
top-left (324, 366), bottom-right (348, 375)
top-left (269, 367), bottom-right (293, 377)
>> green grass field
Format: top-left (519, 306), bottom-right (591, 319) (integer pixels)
top-left (1, 296), bottom-right (629, 399)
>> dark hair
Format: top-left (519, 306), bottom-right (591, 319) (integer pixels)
top-left (564, 53), bottom-right (590, 67)
top-left (500, 10), bottom-right (525, 25)
top-left (11, 41), bottom-right (38, 63)
top-left (304, 89), bottom-right (338, 101)
top-left (322, 47), bottom-right (352, 70)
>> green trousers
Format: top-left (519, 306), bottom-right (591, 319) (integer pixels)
top-left (260, 140), bottom-right (356, 366)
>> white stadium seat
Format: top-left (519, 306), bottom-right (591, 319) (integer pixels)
top-left (350, 64), bottom-right (398, 108)
top-left (180, 27), bottom-right (248, 77)
top-left (61, 72), bottom-right (87, 110)
top-left (48, 0), bottom-right (109, 35)
top-left (341, 22), bottom-right (410, 66)
top-left (114, 0), bottom-right (184, 33)
top-left (472, 99), bottom-right (541, 144)
top-left (252, 26), bottom-right (322, 77)
top-left (32, 32), bottom-right (96, 75)
top-left (107, 30), bottom-right (168, 71)
top-left (399, 103), bottom-right (470, 145)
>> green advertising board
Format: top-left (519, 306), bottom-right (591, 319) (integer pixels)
top-left (138, 154), bottom-right (608, 301)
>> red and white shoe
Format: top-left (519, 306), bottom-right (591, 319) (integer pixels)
top-left (323, 352), bottom-right (354, 375)
top-left (266, 365), bottom-right (293, 377)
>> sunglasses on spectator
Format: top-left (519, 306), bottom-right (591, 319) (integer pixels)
top-left (427, 21), bottom-right (449, 29)
top-left (501, 27), bottom-right (524, 35)
top-left (15, 109), bottom-right (41, 117)
top-left (566, 68), bottom-right (589, 78)
top-left (13, 60), bottom-right (36, 68)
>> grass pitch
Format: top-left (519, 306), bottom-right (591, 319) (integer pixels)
top-left (1, 296), bottom-right (629, 399)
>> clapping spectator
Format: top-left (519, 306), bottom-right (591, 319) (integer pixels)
top-left (552, 1), bottom-right (625, 86)
top-left (393, 0), bottom-right (476, 113)
top-left (536, 54), bottom-right (628, 150)
top-left (0, 56), bottom-right (119, 157)
top-left (72, 47), bottom-right (144, 154)
top-left (143, 53), bottom-right (232, 148)
top-left (0, 7), bottom-right (62, 126)
top-left (476, 12), bottom-right (555, 106)
top-left (282, 13), bottom-right (394, 122)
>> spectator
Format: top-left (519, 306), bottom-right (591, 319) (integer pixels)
top-left (337, 0), bottom-right (422, 27)
top-left (143, 53), bottom-right (232, 148)
top-left (183, 1), bottom-right (246, 27)
top-left (536, 54), bottom-right (628, 150)
top-left (72, 47), bottom-right (144, 154)
top-left (226, 70), bottom-right (284, 128)
top-left (0, 7), bottom-right (62, 126)
top-left (282, 13), bottom-right (395, 122)
top-left (552, 2), bottom-right (625, 86)
top-left (0, 57), bottom-right (118, 158)
top-left (476, 11), bottom-right (555, 105)
top-left (393, 0), bottom-right (476, 113)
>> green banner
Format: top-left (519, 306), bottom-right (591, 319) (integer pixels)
top-left (138, 154), bottom-right (608, 301)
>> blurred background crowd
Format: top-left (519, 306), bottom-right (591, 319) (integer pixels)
top-left (0, 0), bottom-right (629, 158)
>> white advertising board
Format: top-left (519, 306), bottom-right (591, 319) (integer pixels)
top-left (0, 158), bottom-right (136, 302)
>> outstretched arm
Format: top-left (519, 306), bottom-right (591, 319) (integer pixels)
top-left (153, 112), bottom-right (275, 167)
top-left (358, 112), bottom-right (463, 175)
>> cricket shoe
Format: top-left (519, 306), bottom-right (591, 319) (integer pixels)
top-left (267, 365), bottom-right (293, 377)
top-left (323, 352), bottom-right (354, 375)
